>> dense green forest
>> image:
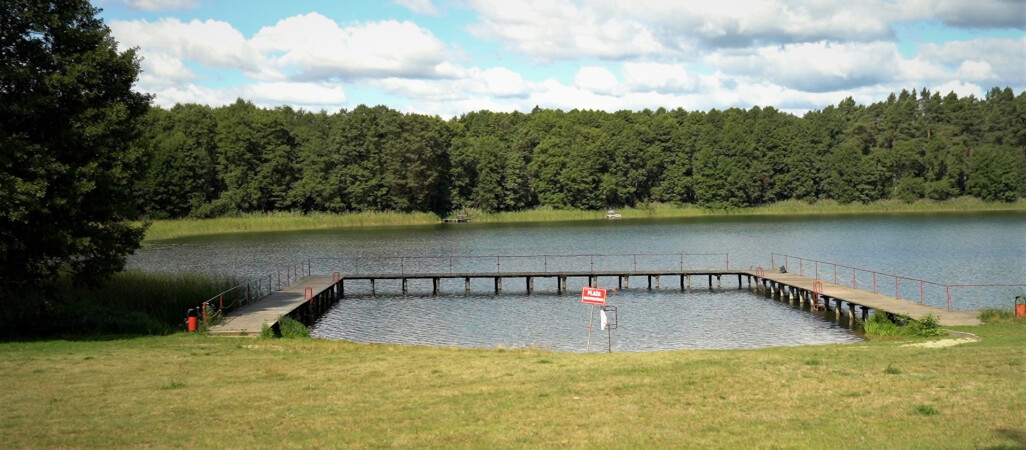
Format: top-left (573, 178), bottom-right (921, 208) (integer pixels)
top-left (133, 87), bottom-right (1026, 219)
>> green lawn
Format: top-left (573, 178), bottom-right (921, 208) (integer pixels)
top-left (2, 320), bottom-right (1024, 448)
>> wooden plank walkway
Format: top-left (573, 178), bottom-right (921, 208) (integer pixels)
top-left (207, 275), bottom-right (336, 336)
top-left (756, 271), bottom-right (981, 326)
top-left (206, 269), bottom-right (982, 337)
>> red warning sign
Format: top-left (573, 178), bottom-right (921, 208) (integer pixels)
top-left (581, 287), bottom-right (607, 305)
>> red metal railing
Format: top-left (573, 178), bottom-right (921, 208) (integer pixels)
top-left (771, 253), bottom-right (1026, 311)
top-left (196, 261), bottom-right (311, 325)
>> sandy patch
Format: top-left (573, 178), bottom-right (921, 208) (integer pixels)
top-left (901, 338), bottom-right (978, 348)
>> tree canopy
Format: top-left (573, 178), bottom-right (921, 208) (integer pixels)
top-left (131, 87), bottom-right (1025, 219)
top-left (1, 0), bottom-right (150, 296)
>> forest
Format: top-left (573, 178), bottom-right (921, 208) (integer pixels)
top-left (134, 87), bottom-right (1026, 219)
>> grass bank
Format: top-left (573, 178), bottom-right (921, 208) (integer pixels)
top-left (1, 317), bottom-right (1023, 447)
top-left (142, 197), bottom-right (1026, 242)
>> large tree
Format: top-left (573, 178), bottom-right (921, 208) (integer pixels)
top-left (0, 0), bottom-right (150, 297)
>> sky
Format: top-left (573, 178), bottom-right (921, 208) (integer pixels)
top-left (94, 0), bottom-right (1026, 117)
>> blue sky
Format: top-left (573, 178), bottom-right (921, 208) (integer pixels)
top-left (94, 0), bottom-right (1025, 116)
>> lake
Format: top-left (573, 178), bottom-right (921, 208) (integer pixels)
top-left (130, 211), bottom-right (1026, 351)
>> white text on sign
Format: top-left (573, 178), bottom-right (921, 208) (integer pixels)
top-left (580, 287), bottom-right (606, 305)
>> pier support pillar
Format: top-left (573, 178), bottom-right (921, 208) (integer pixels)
top-left (402, 279), bottom-right (408, 296)
top-left (860, 306), bottom-right (870, 322)
top-left (527, 277), bottom-right (534, 295)
top-left (717, 275), bottom-right (722, 289)
top-left (557, 277), bottom-right (566, 294)
top-left (465, 277), bottom-right (471, 295)
top-left (835, 299), bottom-right (843, 319)
top-left (432, 278), bottom-right (440, 296)
top-left (654, 276), bottom-right (660, 289)
top-left (623, 276), bottom-right (629, 289)
top-left (737, 274), bottom-right (742, 289)
top-left (370, 279), bottom-right (376, 296)
top-left (618, 276), bottom-right (623, 289)
top-left (494, 277), bottom-right (502, 294)
top-left (680, 275), bottom-right (686, 291)
top-left (848, 303), bottom-right (857, 325)
top-left (708, 275), bottom-right (713, 289)
top-left (340, 280), bottom-right (345, 299)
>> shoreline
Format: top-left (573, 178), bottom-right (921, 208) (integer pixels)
top-left (141, 197), bottom-right (1026, 242)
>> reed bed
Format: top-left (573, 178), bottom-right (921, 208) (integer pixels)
top-left (0, 271), bottom-right (238, 337)
top-left (142, 198), bottom-right (1026, 242)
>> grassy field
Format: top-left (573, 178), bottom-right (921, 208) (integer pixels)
top-left (2, 317), bottom-right (1023, 448)
top-left (142, 197), bottom-right (1026, 242)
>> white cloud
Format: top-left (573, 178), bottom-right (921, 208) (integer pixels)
top-left (930, 80), bottom-right (984, 98)
top-left (242, 82), bottom-right (348, 106)
top-left (466, 0), bottom-right (665, 62)
top-left (920, 37), bottom-right (1026, 86)
top-left (622, 62), bottom-right (696, 93)
top-left (136, 50), bottom-right (198, 88)
top-left (707, 41), bottom-right (910, 92)
top-left (395, 0), bottom-right (440, 16)
top-left (251, 14), bottom-right (452, 80)
top-left (110, 18), bottom-right (265, 75)
top-left (369, 66), bottom-right (531, 101)
top-left (574, 66), bottom-right (621, 96)
top-left (119, 0), bottom-right (197, 12)
top-left (913, 0), bottom-right (1026, 29)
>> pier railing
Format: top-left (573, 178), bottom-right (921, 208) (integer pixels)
top-left (771, 253), bottom-right (1026, 311)
top-left (309, 252), bottom-right (731, 277)
top-left (196, 261), bottom-right (311, 325)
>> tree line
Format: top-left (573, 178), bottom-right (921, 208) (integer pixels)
top-left (135, 87), bottom-right (1026, 219)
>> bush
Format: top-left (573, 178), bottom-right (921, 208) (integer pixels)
top-left (863, 312), bottom-right (947, 338)
top-left (260, 316), bottom-right (310, 339)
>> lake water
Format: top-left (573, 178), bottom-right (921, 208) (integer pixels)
top-left (130, 212), bottom-right (1026, 351)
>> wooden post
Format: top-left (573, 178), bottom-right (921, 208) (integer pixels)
top-left (835, 299), bottom-right (842, 319)
top-left (680, 274), bottom-right (685, 291)
top-left (465, 277), bottom-right (470, 295)
top-left (848, 303), bottom-right (856, 325)
top-left (527, 276), bottom-right (533, 295)
top-left (623, 276), bottom-right (629, 289)
top-left (717, 275), bottom-right (722, 289)
top-left (654, 275), bottom-right (660, 289)
top-left (370, 279), bottom-right (375, 296)
top-left (432, 277), bottom-right (440, 296)
top-left (708, 275), bottom-right (713, 289)
top-left (861, 306), bottom-right (870, 321)
top-left (618, 276), bottom-right (623, 289)
top-left (647, 276), bottom-right (652, 290)
top-left (402, 279), bottom-right (408, 296)
top-left (495, 277), bottom-right (502, 294)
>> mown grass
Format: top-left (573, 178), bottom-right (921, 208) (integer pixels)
top-left (0, 271), bottom-right (238, 338)
top-left (142, 197), bottom-right (1026, 242)
top-left (1, 319), bottom-right (1024, 448)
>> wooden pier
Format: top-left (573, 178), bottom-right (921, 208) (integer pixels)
top-left (204, 265), bottom-right (981, 336)
top-left (754, 271), bottom-right (980, 326)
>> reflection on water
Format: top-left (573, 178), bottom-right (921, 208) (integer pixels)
top-left (310, 283), bottom-right (862, 352)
